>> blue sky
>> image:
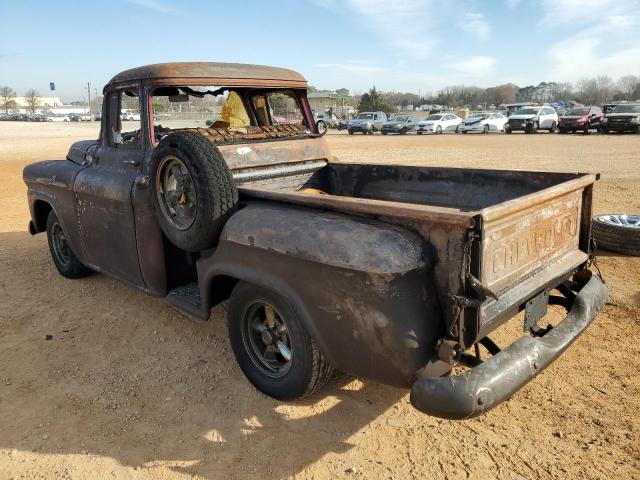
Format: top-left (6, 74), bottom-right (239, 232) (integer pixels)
top-left (1, 0), bottom-right (639, 101)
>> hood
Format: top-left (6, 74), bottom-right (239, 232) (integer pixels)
top-left (383, 121), bottom-right (404, 127)
top-left (509, 113), bottom-right (537, 120)
top-left (418, 120), bottom-right (434, 125)
top-left (605, 112), bottom-right (639, 118)
top-left (463, 117), bottom-right (486, 125)
top-left (67, 139), bottom-right (98, 165)
top-left (560, 115), bottom-right (587, 120)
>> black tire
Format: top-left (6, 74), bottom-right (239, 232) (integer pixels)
top-left (316, 120), bottom-right (327, 136)
top-left (504, 124), bottom-right (512, 134)
top-left (558, 128), bottom-right (568, 134)
top-left (46, 211), bottom-right (92, 278)
top-left (592, 215), bottom-right (640, 256)
top-left (436, 125), bottom-right (442, 134)
top-left (348, 129), bottom-right (354, 135)
top-left (527, 122), bottom-right (538, 134)
top-left (381, 131), bottom-right (387, 135)
top-left (228, 282), bottom-right (335, 400)
top-left (416, 131), bottom-right (422, 135)
top-left (151, 131), bottom-right (238, 252)
top-left (600, 127), bottom-right (609, 134)
top-left (483, 124), bottom-right (489, 134)
top-left (549, 121), bottom-right (557, 133)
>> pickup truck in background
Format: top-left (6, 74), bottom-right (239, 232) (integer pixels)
top-left (23, 62), bottom-right (607, 419)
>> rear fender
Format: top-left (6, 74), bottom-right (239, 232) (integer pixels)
top-left (197, 203), bottom-right (448, 386)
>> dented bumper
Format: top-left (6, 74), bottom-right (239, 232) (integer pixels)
top-left (410, 275), bottom-right (608, 419)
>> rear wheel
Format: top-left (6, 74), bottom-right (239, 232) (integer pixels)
top-left (436, 125), bottom-right (442, 134)
top-left (228, 282), bottom-right (335, 400)
top-left (483, 124), bottom-right (489, 134)
top-left (46, 211), bottom-right (92, 278)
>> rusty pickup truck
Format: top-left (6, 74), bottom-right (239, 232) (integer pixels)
top-left (24, 63), bottom-right (608, 419)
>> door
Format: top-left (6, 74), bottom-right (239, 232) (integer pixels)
top-left (73, 87), bottom-right (145, 286)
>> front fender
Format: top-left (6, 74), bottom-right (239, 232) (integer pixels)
top-left (198, 203), bottom-right (449, 387)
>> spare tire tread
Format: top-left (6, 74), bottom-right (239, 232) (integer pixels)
top-left (592, 216), bottom-right (640, 256)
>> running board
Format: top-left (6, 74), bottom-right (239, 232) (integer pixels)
top-left (166, 283), bottom-right (208, 320)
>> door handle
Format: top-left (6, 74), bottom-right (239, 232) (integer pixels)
top-left (121, 159), bottom-right (140, 167)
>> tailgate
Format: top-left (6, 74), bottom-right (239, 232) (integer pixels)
top-left (476, 174), bottom-right (596, 332)
top-left (482, 188), bottom-right (584, 292)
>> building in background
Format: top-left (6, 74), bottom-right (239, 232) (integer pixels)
top-left (307, 91), bottom-right (355, 120)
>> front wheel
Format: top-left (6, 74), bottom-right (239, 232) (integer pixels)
top-left (316, 121), bottom-right (327, 136)
top-left (504, 124), bottom-right (512, 134)
top-left (228, 282), bottom-right (335, 400)
top-left (348, 129), bottom-right (354, 135)
top-left (549, 121), bottom-right (557, 133)
top-left (436, 125), bottom-right (442, 134)
top-left (46, 211), bottom-right (92, 278)
top-left (483, 124), bottom-right (489, 134)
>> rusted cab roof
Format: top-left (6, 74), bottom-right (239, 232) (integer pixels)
top-left (107, 62), bottom-right (307, 89)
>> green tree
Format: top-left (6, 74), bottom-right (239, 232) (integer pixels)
top-left (0, 86), bottom-right (16, 113)
top-left (24, 89), bottom-right (41, 113)
top-left (335, 88), bottom-right (350, 96)
top-left (357, 86), bottom-right (396, 115)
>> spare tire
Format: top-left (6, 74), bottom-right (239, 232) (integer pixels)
top-left (151, 131), bottom-right (238, 252)
top-left (592, 214), bottom-right (640, 256)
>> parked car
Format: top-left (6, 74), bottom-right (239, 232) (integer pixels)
top-left (23, 62), bottom-right (608, 420)
top-left (381, 115), bottom-right (417, 134)
top-left (121, 111), bottom-right (141, 121)
top-left (68, 113), bottom-right (82, 122)
top-left (558, 106), bottom-right (604, 134)
top-left (416, 113), bottom-right (462, 134)
top-left (46, 114), bottom-right (70, 122)
top-left (600, 103), bottom-right (640, 134)
top-left (347, 111), bottom-right (387, 134)
top-left (458, 112), bottom-right (508, 134)
top-left (505, 106), bottom-right (558, 133)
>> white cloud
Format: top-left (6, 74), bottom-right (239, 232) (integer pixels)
top-left (459, 12), bottom-right (490, 40)
top-left (126, 0), bottom-right (172, 14)
top-left (314, 0), bottom-right (437, 57)
top-left (448, 56), bottom-right (497, 76)
top-left (544, 1), bottom-right (640, 81)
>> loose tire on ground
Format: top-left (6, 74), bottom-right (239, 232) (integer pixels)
top-left (46, 211), bottom-right (92, 278)
top-left (151, 131), bottom-right (238, 252)
top-left (592, 215), bottom-right (640, 256)
top-left (228, 282), bottom-right (335, 400)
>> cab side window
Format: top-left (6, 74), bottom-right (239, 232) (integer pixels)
top-left (106, 90), bottom-right (141, 147)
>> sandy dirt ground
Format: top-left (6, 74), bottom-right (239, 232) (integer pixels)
top-left (0, 122), bottom-right (638, 480)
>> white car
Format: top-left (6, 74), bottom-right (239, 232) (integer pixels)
top-left (121, 111), bottom-right (141, 121)
top-left (46, 114), bottom-right (70, 122)
top-left (458, 112), bottom-right (508, 133)
top-left (505, 106), bottom-right (558, 133)
top-left (416, 113), bottom-right (462, 134)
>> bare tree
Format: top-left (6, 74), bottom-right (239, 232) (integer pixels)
top-left (24, 89), bottom-right (41, 113)
top-left (618, 75), bottom-right (640, 100)
top-left (0, 86), bottom-right (17, 113)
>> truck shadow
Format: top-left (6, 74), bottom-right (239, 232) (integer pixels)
top-left (0, 231), bottom-right (407, 479)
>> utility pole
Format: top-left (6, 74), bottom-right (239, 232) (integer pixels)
top-left (87, 82), bottom-right (92, 117)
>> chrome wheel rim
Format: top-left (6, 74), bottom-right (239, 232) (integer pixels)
top-left (156, 156), bottom-right (197, 231)
top-left (51, 222), bottom-right (71, 268)
top-left (241, 301), bottom-right (292, 378)
top-left (597, 214), bottom-right (640, 229)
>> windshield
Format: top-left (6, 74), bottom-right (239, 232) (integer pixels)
top-left (612, 105), bottom-right (640, 113)
top-left (516, 108), bottom-right (537, 115)
top-left (565, 107), bottom-right (590, 116)
top-left (468, 113), bottom-right (488, 120)
top-left (394, 116), bottom-right (409, 122)
top-left (356, 113), bottom-right (374, 119)
top-left (425, 115), bottom-right (442, 121)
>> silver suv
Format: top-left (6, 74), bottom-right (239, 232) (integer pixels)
top-left (347, 111), bottom-right (388, 135)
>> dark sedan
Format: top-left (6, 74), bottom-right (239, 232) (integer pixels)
top-left (381, 115), bottom-right (417, 134)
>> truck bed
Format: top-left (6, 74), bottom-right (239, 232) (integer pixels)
top-left (237, 161), bottom-right (597, 348)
